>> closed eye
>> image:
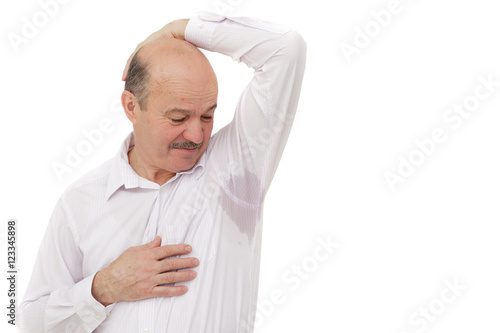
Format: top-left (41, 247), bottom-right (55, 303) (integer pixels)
top-left (171, 118), bottom-right (186, 123)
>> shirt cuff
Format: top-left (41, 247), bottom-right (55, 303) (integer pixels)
top-left (185, 11), bottom-right (223, 50)
top-left (74, 273), bottom-right (115, 330)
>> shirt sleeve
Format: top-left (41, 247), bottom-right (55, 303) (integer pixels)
top-left (18, 196), bottom-right (114, 332)
top-left (185, 11), bottom-right (307, 205)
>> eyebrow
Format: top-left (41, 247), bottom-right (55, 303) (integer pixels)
top-left (164, 104), bottom-right (217, 116)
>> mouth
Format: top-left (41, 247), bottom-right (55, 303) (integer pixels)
top-left (175, 147), bottom-right (199, 154)
top-left (169, 141), bottom-right (203, 155)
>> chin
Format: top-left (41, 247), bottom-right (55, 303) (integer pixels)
top-left (168, 147), bottom-right (205, 172)
top-left (173, 159), bottom-right (198, 173)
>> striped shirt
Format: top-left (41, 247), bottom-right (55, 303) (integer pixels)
top-left (19, 11), bottom-right (306, 333)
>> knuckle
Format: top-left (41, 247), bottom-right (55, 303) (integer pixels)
top-left (164, 286), bottom-right (178, 297)
top-left (163, 259), bottom-right (175, 271)
top-left (162, 286), bottom-right (187, 297)
top-left (166, 244), bottom-right (183, 257)
top-left (165, 273), bottom-right (175, 284)
top-left (161, 246), bottom-right (174, 258)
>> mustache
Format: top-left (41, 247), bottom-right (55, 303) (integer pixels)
top-left (169, 141), bottom-right (203, 149)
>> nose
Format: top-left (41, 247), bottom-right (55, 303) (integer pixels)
top-left (182, 120), bottom-right (203, 144)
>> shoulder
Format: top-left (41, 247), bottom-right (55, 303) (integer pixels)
top-left (61, 158), bottom-right (114, 200)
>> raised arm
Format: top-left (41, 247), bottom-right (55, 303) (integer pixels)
top-left (123, 13), bottom-right (306, 204)
top-left (186, 12), bottom-right (307, 202)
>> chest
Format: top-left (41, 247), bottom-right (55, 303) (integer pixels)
top-left (75, 175), bottom-right (218, 275)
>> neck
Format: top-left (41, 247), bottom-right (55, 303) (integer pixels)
top-left (128, 147), bottom-right (176, 186)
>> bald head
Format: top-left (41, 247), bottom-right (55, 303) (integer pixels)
top-left (125, 38), bottom-right (217, 111)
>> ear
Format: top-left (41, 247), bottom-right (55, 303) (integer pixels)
top-left (121, 90), bottom-right (141, 125)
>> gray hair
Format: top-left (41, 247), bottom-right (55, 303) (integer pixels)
top-left (125, 48), bottom-right (150, 110)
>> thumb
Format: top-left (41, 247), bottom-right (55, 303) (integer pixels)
top-left (145, 236), bottom-right (162, 249)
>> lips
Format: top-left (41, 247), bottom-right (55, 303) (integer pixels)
top-left (176, 147), bottom-right (198, 154)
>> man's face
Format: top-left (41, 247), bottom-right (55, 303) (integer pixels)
top-left (129, 42), bottom-right (218, 175)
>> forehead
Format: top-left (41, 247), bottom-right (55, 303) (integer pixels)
top-left (147, 76), bottom-right (218, 114)
top-left (150, 76), bottom-right (218, 101)
top-left (141, 40), bottom-right (218, 109)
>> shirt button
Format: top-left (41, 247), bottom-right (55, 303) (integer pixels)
top-left (144, 329), bottom-right (149, 333)
top-left (96, 315), bottom-right (102, 320)
top-left (198, 23), bottom-right (205, 29)
top-left (106, 312), bottom-right (111, 317)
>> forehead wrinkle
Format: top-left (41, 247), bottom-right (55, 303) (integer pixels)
top-left (150, 76), bottom-right (173, 96)
top-left (150, 81), bottom-right (218, 111)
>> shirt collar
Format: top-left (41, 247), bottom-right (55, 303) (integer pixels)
top-left (105, 132), bottom-right (206, 201)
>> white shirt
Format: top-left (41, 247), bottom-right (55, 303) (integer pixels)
top-left (19, 11), bottom-right (306, 333)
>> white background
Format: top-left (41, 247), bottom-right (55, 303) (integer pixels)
top-left (1, 0), bottom-right (499, 332)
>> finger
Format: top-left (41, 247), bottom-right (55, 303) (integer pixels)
top-left (157, 257), bottom-right (199, 273)
top-left (151, 285), bottom-right (189, 298)
top-left (154, 269), bottom-right (197, 285)
top-left (152, 244), bottom-right (192, 260)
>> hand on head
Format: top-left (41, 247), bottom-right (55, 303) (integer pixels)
top-left (122, 19), bottom-right (190, 81)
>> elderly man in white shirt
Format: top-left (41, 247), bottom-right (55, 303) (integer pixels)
top-left (19, 11), bottom-right (306, 333)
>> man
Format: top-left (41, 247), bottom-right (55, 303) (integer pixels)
top-left (19, 11), bottom-right (306, 332)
